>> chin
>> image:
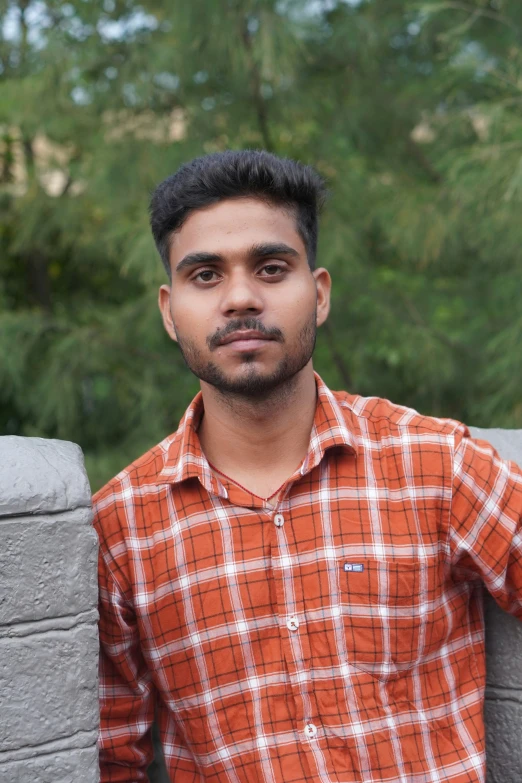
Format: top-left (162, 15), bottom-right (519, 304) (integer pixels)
top-left (197, 357), bottom-right (300, 399)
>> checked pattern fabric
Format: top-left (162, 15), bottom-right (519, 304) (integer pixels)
top-left (93, 374), bottom-right (522, 783)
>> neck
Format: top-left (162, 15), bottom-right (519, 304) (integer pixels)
top-left (197, 363), bottom-right (317, 484)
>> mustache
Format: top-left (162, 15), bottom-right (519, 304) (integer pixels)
top-left (207, 318), bottom-right (284, 351)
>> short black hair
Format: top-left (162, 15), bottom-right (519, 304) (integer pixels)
top-left (149, 149), bottom-right (327, 277)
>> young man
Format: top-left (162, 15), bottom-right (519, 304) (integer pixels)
top-left (93, 150), bottom-right (522, 783)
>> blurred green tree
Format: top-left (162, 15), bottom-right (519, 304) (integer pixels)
top-left (1, 0), bottom-right (522, 493)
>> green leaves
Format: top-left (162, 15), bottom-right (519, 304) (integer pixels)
top-left (2, 0), bottom-right (522, 491)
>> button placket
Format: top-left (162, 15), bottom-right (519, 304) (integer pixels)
top-left (304, 723), bottom-right (318, 739)
top-left (270, 494), bottom-right (314, 741)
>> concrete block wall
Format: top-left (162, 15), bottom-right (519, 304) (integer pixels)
top-left (469, 428), bottom-right (522, 783)
top-left (0, 436), bottom-right (99, 783)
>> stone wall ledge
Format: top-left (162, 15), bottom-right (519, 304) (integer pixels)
top-left (0, 436), bottom-right (91, 516)
top-left (486, 687), bottom-right (522, 704)
top-left (0, 745), bottom-right (99, 783)
top-left (0, 509), bottom-right (98, 626)
top-left (0, 591), bottom-right (98, 753)
top-left (0, 611), bottom-right (99, 639)
top-left (0, 507), bottom-right (93, 525)
top-left (0, 730), bottom-right (98, 764)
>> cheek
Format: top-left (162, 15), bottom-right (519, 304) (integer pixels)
top-left (171, 296), bottom-right (212, 340)
top-left (274, 284), bottom-right (316, 329)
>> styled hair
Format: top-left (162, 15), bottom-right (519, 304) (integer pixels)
top-left (149, 149), bottom-right (327, 277)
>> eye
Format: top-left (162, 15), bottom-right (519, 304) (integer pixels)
top-left (194, 269), bottom-right (219, 283)
top-left (259, 263), bottom-right (285, 277)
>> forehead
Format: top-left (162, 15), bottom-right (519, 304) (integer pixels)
top-left (168, 197), bottom-right (305, 262)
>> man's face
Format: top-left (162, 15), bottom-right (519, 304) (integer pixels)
top-left (158, 197), bottom-right (331, 398)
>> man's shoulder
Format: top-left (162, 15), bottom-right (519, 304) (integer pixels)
top-left (332, 388), bottom-right (468, 442)
top-left (92, 431), bottom-right (177, 510)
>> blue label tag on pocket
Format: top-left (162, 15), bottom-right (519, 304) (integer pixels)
top-left (344, 563), bottom-right (364, 572)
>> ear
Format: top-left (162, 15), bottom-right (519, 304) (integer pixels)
top-left (158, 284), bottom-right (178, 343)
top-left (312, 267), bottom-right (331, 327)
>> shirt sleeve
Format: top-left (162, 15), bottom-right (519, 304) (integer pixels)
top-left (96, 509), bottom-right (156, 782)
top-left (449, 428), bottom-right (522, 617)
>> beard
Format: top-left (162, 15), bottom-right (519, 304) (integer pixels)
top-left (174, 311), bottom-right (317, 400)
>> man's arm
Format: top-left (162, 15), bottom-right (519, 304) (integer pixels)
top-left (97, 528), bottom-right (156, 782)
top-left (450, 428), bottom-right (522, 615)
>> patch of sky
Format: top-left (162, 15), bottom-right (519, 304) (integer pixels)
top-left (24, 1), bottom-right (51, 33)
top-left (153, 72), bottom-right (180, 91)
top-left (450, 40), bottom-right (497, 78)
top-left (194, 70), bottom-right (209, 85)
top-left (65, 16), bottom-right (94, 41)
top-left (97, 9), bottom-right (158, 42)
top-left (201, 97), bottom-right (216, 111)
top-left (105, 66), bottom-right (118, 80)
top-left (1, 5), bottom-right (19, 42)
top-left (260, 83), bottom-right (273, 99)
top-left (247, 16), bottom-right (260, 34)
top-left (2, 0), bottom-right (51, 49)
top-left (71, 86), bottom-right (92, 105)
top-left (276, 0), bottom-right (363, 20)
top-left (123, 83), bottom-right (139, 106)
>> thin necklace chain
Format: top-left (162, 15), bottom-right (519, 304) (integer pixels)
top-left (207, 460), bottom-right (285, 503)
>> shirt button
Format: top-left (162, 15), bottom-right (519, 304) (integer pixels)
top-left (304, 723), bottom-right (317, 739)
top-left (287, 616), bottom-right (299, 632)
top-left (274, 513), bottom-right (284, 527)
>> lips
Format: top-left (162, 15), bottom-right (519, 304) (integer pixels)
top-left (218, 330), bottom-right (275, 346)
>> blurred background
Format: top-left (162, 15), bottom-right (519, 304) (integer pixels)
top-left (2, 0), bottom-right (522, 494)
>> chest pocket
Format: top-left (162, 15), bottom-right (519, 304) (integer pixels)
top-left (338, 558), bottom-right (425, 681)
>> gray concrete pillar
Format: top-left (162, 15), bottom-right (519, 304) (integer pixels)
top-left (0, 436), bottom-right (99, 783)
top-left (469, 427), bottom-right (522, 783)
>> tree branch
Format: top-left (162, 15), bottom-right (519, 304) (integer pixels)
top-left (239, 16), bottom-right (274, 151)
top-left (434, 2), bottom-right (519, 33)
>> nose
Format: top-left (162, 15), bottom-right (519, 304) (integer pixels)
top-left (220, 269), bottom-right (263, 317)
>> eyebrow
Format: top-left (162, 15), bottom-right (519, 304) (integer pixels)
top-left (175, 242), bottom-right (300, 274)
top-left (247, 242), bottom-right (300, 260)
top-left (175, 251), bottom-right (222, 273)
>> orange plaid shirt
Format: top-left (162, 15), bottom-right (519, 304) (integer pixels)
top-left (93, 374), bottom-right (522, 783)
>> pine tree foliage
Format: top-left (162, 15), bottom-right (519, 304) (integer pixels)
top-left (2, 0), bottom-right (522, 491)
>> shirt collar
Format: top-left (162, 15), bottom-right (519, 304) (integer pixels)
top-left (157, 372), bottom-right (357, 492)
top-left (299, 372), bottom-right (358, 475)
top-left (156, 392), bottom-right (228, 497)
